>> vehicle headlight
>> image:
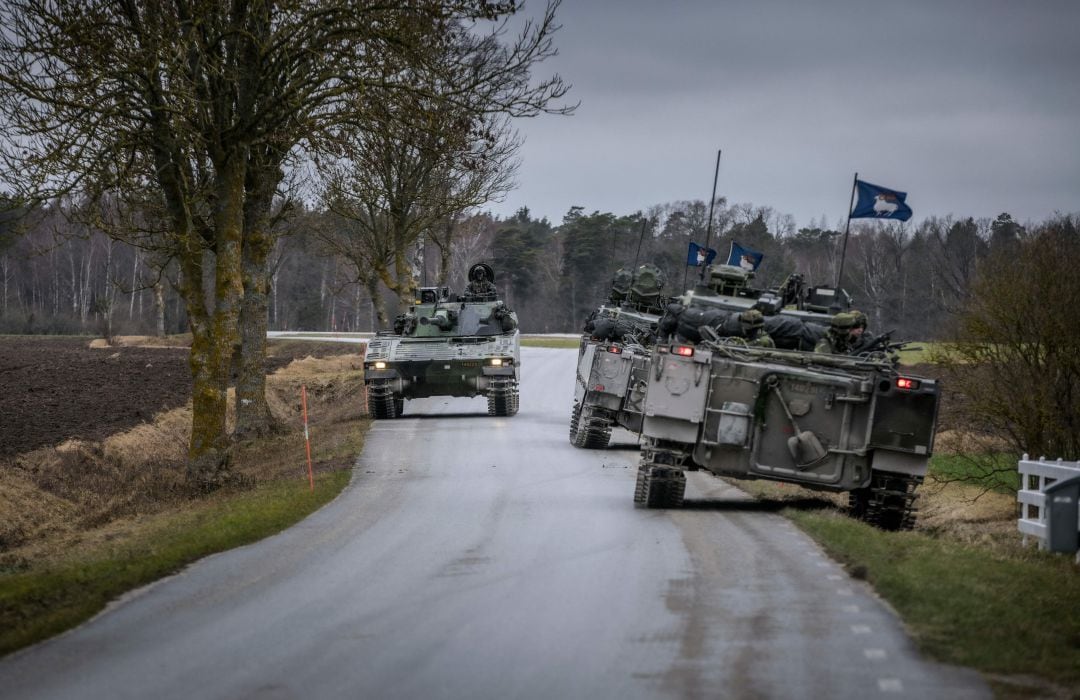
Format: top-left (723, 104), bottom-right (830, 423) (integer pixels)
top-left (374, 361), bottom-right (386, 369)
top-left (490, 358), bottom-right (503, 366)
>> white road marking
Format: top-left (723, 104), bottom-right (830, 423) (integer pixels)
top-left (878, 678), bottom-right (904, 692)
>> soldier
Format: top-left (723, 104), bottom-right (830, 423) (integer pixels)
top-left (393, 310), bottom-right (418, 336)
top-left (465, 265), bottom-right (496, 298)
top-left (609, 268), bottom-right (632, 306)
top-left (815, 311), bottom-right (858, 354)
top-left (847, 309), bottom-right (870, 353)
top-left (739, 309), bottom-right (775, 348)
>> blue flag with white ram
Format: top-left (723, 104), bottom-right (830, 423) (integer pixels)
top-left (726, 241), bottom-right (764, 271)
top-left (850, 179), bottom-right (913, 221)
top-left (687, 241), bottom-right (717, 266)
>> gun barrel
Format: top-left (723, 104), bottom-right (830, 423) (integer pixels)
top-left (420, 314), bottom-right (453, 330)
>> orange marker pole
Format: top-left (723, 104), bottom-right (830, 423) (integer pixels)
top-left (302, 384), bottom-right (314, 492)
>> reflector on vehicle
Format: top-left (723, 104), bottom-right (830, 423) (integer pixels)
top-left (673, 345), bottom-right (694, 357)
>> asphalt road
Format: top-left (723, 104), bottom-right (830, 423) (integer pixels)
top-left (0, 347), bottom-right (989, 700)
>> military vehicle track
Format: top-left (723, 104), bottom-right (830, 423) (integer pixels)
top-left (367, 389), bottom-right (403, 419)
top-left (487, 379), bottom-right (520, 417)
top-left (569, 404), bottom-right (612, 449)
top-left (633, 442), bottom-right (689, 508)
top-left (847, 471), bottom-right (921, 531)
top-left (633, 464), bottom-right (686, 508)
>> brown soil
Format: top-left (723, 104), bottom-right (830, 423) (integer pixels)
top-left (0, 336), bottom-right (361, 457)
top-left (0, 341), bottom-right (367, 557)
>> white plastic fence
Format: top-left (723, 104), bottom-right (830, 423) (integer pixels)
top-left (1017, 454), bottom-right (1080, 564)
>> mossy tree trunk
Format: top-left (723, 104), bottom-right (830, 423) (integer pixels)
top-left (235, 154), bottom-right (282, 439)
top-left (182, 156), bottom-right (246, 487)
top-left (365, 275), bottom-right (388, 327)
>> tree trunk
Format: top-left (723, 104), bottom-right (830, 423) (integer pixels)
top-left (186, 316), bottom-right (233, 487)
top-left (184, 158), bottom-right (245, 487)
top-left (365, 275), bottom-right (388, 326)
top-left (235, 224), bottom-right (277, 438)
top-left (235, 156), bottom-right (282, 438)
top-left (153, 281), bottom-right (166, 337)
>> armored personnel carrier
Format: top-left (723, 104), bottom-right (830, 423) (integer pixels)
top-left (363, 263), bottom-right (520, 419)
top-left (632, 263), bottom-right (938, 530)
top-left (570, 264), bottom-right (666, 449)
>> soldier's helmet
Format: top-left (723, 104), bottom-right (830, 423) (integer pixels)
top-left (610, 268), bottom-right (632, 302)
top-left (830, 311), bottom-right (857, 332)
top-left (739, 309), bottom-right (765, 329)
top-left (850, 309), bottom-right (868, 329)
top-left (469, 262), bottom-right (494, 283)
top-left (630, 263), bottom-right (665, 300)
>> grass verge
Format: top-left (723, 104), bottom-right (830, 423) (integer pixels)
top-left (521, 337), bottom-right (579, 349)
top-left (787, 509), bottom-right (1080, 697)
top-left (0, 471), bottom-right (350, 656)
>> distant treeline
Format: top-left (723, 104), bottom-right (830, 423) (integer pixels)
top-left (0, 198), bottom-right (1062, 340)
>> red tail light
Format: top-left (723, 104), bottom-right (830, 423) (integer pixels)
top-left (896, 377), bottom-right (921, 390)
top-left (673, 345), bottom-right (694, 357)
top-left (606, 345), bottom-right (622, 354)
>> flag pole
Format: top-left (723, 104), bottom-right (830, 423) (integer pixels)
top-left (835, 172), bottom-right (858, 290)
top-left (699, 149), bottom-right (722, 283)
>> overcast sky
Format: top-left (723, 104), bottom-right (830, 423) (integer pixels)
top-left (486, 0), bottom-right (1080, 230)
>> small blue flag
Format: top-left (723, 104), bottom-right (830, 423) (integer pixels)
top-left (687, 241), bottom-right (717, 267)
top-left (726, 241), bottom-right (764, 271)
top-left (850, 179), bottom-right (913, 221)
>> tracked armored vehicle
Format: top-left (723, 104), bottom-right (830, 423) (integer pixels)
top-left (632, 264), bottom-right (937, 530)
top-left (570, 265), bottom-right (666, 449)
top-left (364, 263), bottom-right (520, 419)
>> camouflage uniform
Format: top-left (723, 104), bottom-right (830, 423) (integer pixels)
top-left (739, 309), bottom-right (775, 348)
top-left (846, 309), bottom-right (877, 355)
top-left (815, 312), bottom-right (857, 354)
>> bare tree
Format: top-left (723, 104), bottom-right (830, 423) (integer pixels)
top-left (319, 72), bottom-right (529, 317)
top-left (0, 1), bottom-right (570, 485)
top-left (924, 216), bottom-right (989, 313)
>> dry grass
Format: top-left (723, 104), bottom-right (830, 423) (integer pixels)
top-left (733, 471), bottom-right (1018, 551)
top-left (88, 334), bottom-right (193, 348)
top-left (0, 349), bottom-right (366, 573)
top-left (916, 477), bottom-right (1019, 549)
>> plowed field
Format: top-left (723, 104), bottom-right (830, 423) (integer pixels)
top-left (0, 337), bottom-right (358, 456)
